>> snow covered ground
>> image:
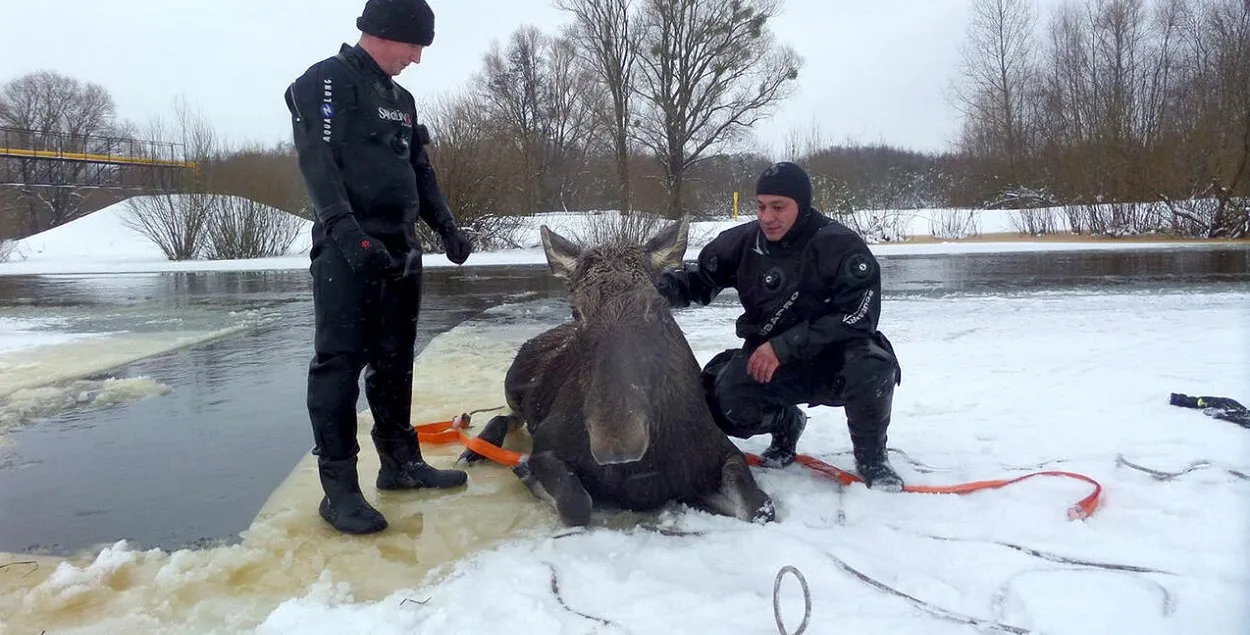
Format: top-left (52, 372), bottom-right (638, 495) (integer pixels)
top-left (0, 197), bottom-right (1231, 277)
top-left (0, 198), bottom-right (1247, 634)
top-left (265, 291), bottom-right (1250, 635)
top-left (1, 288), bottom-right (1246, 634)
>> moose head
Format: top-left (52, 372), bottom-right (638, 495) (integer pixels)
top-left (539, 217), bottom-right (689, 325)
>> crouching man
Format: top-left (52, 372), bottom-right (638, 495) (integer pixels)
top-left (656, 162), bottom-right (905, 491)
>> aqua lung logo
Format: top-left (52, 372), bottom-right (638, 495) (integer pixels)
top-left (321, 79), bottom-right (334, 142)
top-left (378, 107), bottom-right (413, 127)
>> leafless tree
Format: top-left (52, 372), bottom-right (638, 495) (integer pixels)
top-left (1196, 0), bottom-right (1250, 237)
top-left (478, 27), bottom-right (597, 215)
top-left (950, 0), bottom-right (1037, 185)
top-left (781, 120), bottom-right (827, 162)
top-left (556, 0), bottom-right (639, 215)
top-left (633, 0), bottom-right (801, 217)
top-left (122, 99), bottom-right (217, 259)
top-left (0, 71), bottom-right (121, 233)
top-left (419, 91), bottom-right (528, 249)
top-left (546, 35), bottom-right (601, 210)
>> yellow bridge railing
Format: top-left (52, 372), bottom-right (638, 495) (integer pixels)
top-left (0, 126), bottom-right (198, 171)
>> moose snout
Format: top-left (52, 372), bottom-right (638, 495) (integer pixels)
top-left (587, 414), bottom-right (650, 465)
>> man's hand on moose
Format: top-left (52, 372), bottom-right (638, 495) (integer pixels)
top-left (747, 342), bottom-right (781, 383)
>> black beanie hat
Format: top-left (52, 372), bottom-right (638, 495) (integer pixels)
top-left (756, 162), bottom-right (812, 213)
top-left (357, 0), bottom-right (435, 47)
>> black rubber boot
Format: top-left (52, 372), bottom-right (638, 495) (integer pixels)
top-left (846, 380), bottom-right (903, 492)
top-left (853, 444), bottom-right (903, 492)
top-left (373, 430), bottom-right (468, 490)
top-left (317, 456), bottom-right (388, 534)
top-left (759, 405), bottom-right (807, 468)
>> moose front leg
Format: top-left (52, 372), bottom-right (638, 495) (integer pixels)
top-left (514, 451), bottom-right (593, 527)
top-left (459, 414), bottom-right (523, 464)
top-left (695, 454), bottom-right (776, 524)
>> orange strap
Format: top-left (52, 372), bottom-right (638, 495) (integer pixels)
top-left (414, 417), bottom-right (525, 467)
top-left (746, 453), bottom-right (1103, 520)
top-left (413, 417), bottom-right (1102, 520)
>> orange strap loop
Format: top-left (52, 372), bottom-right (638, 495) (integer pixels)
top-left (414, 417), bottom-right (525, 467)
top-left (414, 415), bottom-right (1103, 520)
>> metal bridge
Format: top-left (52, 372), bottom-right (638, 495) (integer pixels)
top-left (0, 126), bottom-right (199, 190)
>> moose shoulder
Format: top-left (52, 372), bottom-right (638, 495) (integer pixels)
top-left (462, 218), bottom-right (776, 527)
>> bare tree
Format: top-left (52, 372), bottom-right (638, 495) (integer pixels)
top-left (544, 35), bottom-right (600, 211)
top-left (556, 0), bottom-right (639, 215)
top-left (1200, 0), bottom-right (1250, 237)
top-left (122, 98), bottom-right (218, 259)
top-left (477, 27), bottom-right (596, 215)
top-left (950, 0), bottom-right (1037, 185)
top-left (633, 0), bottom-right (801, 217)
top-left (781, 119), bottom-right (826, 161)
top-left (419, 90), bottom-right (529, 249)
top-left (479, 26), bottom-right (546, 214)
top-left (0, 71), bottom-right (121, 233)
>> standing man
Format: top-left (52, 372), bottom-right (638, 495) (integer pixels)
top-left (285, 0), bottom-right (474, 535)
top-left (657, 162), bottom-right (905, 491)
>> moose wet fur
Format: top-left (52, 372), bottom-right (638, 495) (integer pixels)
top-left (463, 218), bottom-right (776, 526)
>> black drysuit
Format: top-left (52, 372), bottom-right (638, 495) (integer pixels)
top-left (658, 211), bottom-right (902, 462)
top-left (285, 44), bottom-right (459, 462)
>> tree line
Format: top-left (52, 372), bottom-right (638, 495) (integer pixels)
top-left (952, 0), bottom-right (1249, 236)
top-left (2, 0), bottom-right (1246, 253)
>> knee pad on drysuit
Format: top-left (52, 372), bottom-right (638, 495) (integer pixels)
top-left (840, 340), bottom-right (898, 404)
top-left (810, 339), bottom-right (898, 407)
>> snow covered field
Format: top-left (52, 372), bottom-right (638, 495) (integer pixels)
top-left (0, 288), bottom-right (1246, 634)
top-left (0, 199), bottom-right (1247, 634)
top-left (0, 197), bottom-right (1231, 277)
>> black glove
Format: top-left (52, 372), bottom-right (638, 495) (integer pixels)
top-left (440, 227), bottom-right (473, 265)
top-left (654, 271), bottom-right (683, 307)
top-left (332, 222), bottom-right (397, 275)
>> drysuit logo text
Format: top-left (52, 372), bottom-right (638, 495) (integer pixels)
top-left (321, 79), bottom-right (334, 143)
top-left (378, 107), bottom-right (413, 127)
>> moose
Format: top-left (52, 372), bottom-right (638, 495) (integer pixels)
top-left (460, 217), bottom-right (776, 527)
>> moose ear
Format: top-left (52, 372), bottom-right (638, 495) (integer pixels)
top-left (541, 225), bottom-right (581, 279)
top-left (644, 216), bottom-right (689, 271)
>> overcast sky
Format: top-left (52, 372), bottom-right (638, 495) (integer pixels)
top-left (0, 0), bottom-right (1062, 157)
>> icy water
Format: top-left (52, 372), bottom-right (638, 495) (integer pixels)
top-left (0, 245), bottom-right (1246, 557)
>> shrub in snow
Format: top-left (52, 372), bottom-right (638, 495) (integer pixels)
top-left (832, 209), bottom-right (909, 243)
top-left (928, 209), bottom-right (982, 240)
top-left (203, 196), bottom-right (302, 260)
top-left (123, 193), bottom-right (213, 261)
top-left (1010, 207), bottom-right (1060, 236)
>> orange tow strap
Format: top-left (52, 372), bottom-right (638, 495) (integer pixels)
top-left (414, 414), bottom-right (1103, 520)
top-left (414, 415), bottom-right (525, 467)
top-left (746, 453), bottom-right (1103, 520)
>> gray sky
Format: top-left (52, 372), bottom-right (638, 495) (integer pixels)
top-left (0, 0), bottom-right (1016, 156)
